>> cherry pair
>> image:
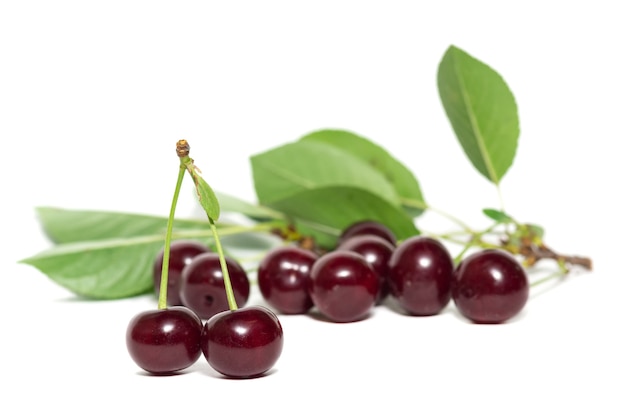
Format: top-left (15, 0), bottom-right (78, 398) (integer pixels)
top-left (126, 304), bottom-right (283, 377)
top-left (126, 140), bottom-right (283, 378)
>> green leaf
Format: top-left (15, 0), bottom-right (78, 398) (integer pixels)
top-left (437, 45), bottom-right (520, 184)
top-left (214, 191), bottom-right (285, 221)
top-left (266, 186), bottom-right (420, 249)
top-left (22, 208), bottom-right (229, 299)
top-left (19, 235), bottom-right (182, 299)
top-left (190, 174), bottom-right (221, 221)
top-left (21, 207), bottom-right (276, 298)
top-left (482, 208), bottom-right (513, 223)
top-left (298, 129), bottom-right (427, 217)
top-left (36, 207), bottom-right (211, 244)
top-left (251, 140), bottom-right (401, 206)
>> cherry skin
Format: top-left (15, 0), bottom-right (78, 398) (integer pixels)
top-left (388, 236), bottom-right (454, 315)
top-left (338, 220), bottom-right (396, 246)
top-left (336, 234), bottom-right (395, 304)
top-left (201, 306), bottom-right (284, 378)
top-left (308, 250), bottom-right (379, 322)
top-left (179, 253), bottom-right (250, 320)
top-left (257, 246), bottom-right (318, 314)
top-left (452, 249), bottom-right (529, 324)
top-left (153, 240), bottom-right (210, 306)
top-left (126, 306), bottom-right (203, 375)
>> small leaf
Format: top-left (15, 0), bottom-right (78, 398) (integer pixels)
top-left (190, 174), bottom-right (221, 221)
top-left (482, 208), bottom-right (513, 223)
top-left (298, 129), bottom-right (427, 217)
top-left (36, 207), bottom-right (211, 244)
top-left (437, 45), bottom-right (520, 184)
top-left (266, 185), bottom-right (420, 249)
top-left (251, 140), bottom-right (400, 206)
top-left (214, 191), bottom-right (285, 221)
top-left (19, 235), bottom-right (189, 299)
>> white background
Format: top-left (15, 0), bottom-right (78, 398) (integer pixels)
top-left (1, 1), bottom-right (624, 416)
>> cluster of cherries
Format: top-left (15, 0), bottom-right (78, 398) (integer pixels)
top-left (126, 219), bottom-right (529, 377)
top-left (258, 220), bottom-right (529, 323)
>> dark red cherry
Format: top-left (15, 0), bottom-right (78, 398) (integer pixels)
top-left (308, 251), bottom-right (379, 322)
top-left (153, 240), bottom-right (210, 306)
top-left (338, 220), bottom-right (396, 246)
top-left (126, 306), bottom-right (202, 375)
top-left (388, 236), bottom-right (454, 315)
top-left (336, 234), bottom-right (394, 304)
top-left (201, 306), bottom-right (283, 378)
top-left (179, 253), bottom-right (250, 320)
top-left (257, 246), bottom-right (318, 314)
top-left (452, 249), bottom-right (529, 324)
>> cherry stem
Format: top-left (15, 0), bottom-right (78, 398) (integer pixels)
top-left (401, 197), bottom-right (475, 234)
top-left (175, 139), bottom-right (239, 311)
top-left (157, 164), bottom-right (186, 310)
top-left (209, 217), bottom-right (239, 311)
top-left (530, 270), bottom-right (566, 288)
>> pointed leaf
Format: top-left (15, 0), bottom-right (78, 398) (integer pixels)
top-left (482, 208), bottom-right (513, 223)
top-left (266, 185), bottom-right (419, 249)
top-left (298, 129), bottom-right (426, 216)
top-left (36, 207), bottom-right (211, 244)
top-left (21, 208), bottom-right (273, 299)
top-left (190, 174), bottom-right (221, 221)
top-left (437, 45), bottom-right (520, 184)
top-left (19, 235), bottom-right (182, 299)
top-left (251, 140), bottom-right (400, 206)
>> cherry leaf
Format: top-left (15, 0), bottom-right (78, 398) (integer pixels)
top-left (482, 208), bottom-right (513, 223)
top-left (437, 45), bottom-right (520, 184)
top-left (35, 207), bottom-right (210, 244)
top-left (189, 173), bottom-right (221, 221)
top-left (298, 129), bottom-right (426, 217)
top-left (20, 236), bottom-right (171, 299)
top-left (251, 140), bottom-right (401, 206)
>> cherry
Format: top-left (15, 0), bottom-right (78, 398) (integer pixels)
top-left (452, 249), bottom-right (529, 324)
top-left (308, 250), bottom-right (379, 322)
top-left (153, 240), bottom-right (210, 306)
top-left (126, 306), bottom-right (203, 375)
top-left (257, 246), bottom-right (318, 314)
top-left (387, 236), bottom-right (454, 315)
top-left (336, 234), bottom-right (395, 304)
top-left (201, 306), bottom-right (284, 378)
top-left (179, 253), bottom-right (250, 320)
top-left (338, 220), bottom-right (396, 246)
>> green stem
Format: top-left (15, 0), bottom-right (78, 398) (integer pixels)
top-left (176, 139), bottom-right (239, 311)
top-left (158, 165), bottom-right (186, 310)
top-left (425, 220), bottom-right (503, 264)
top-left (530, 270), bottom-right (566, 288)
top-left (170, 221), bottom-right (281, 239)
top-left (402, 198), bottom-right (475, 234)
top-left (209, 217), bottom-right (238, 311)
top-left (454, 242), bottom-right (472, 265)
top-left (530, 259), bottom-right (569, 287)
top-left (429, 205), bottom-right (475, 234)
top-left (496, 184), bottom-right (506, 213)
